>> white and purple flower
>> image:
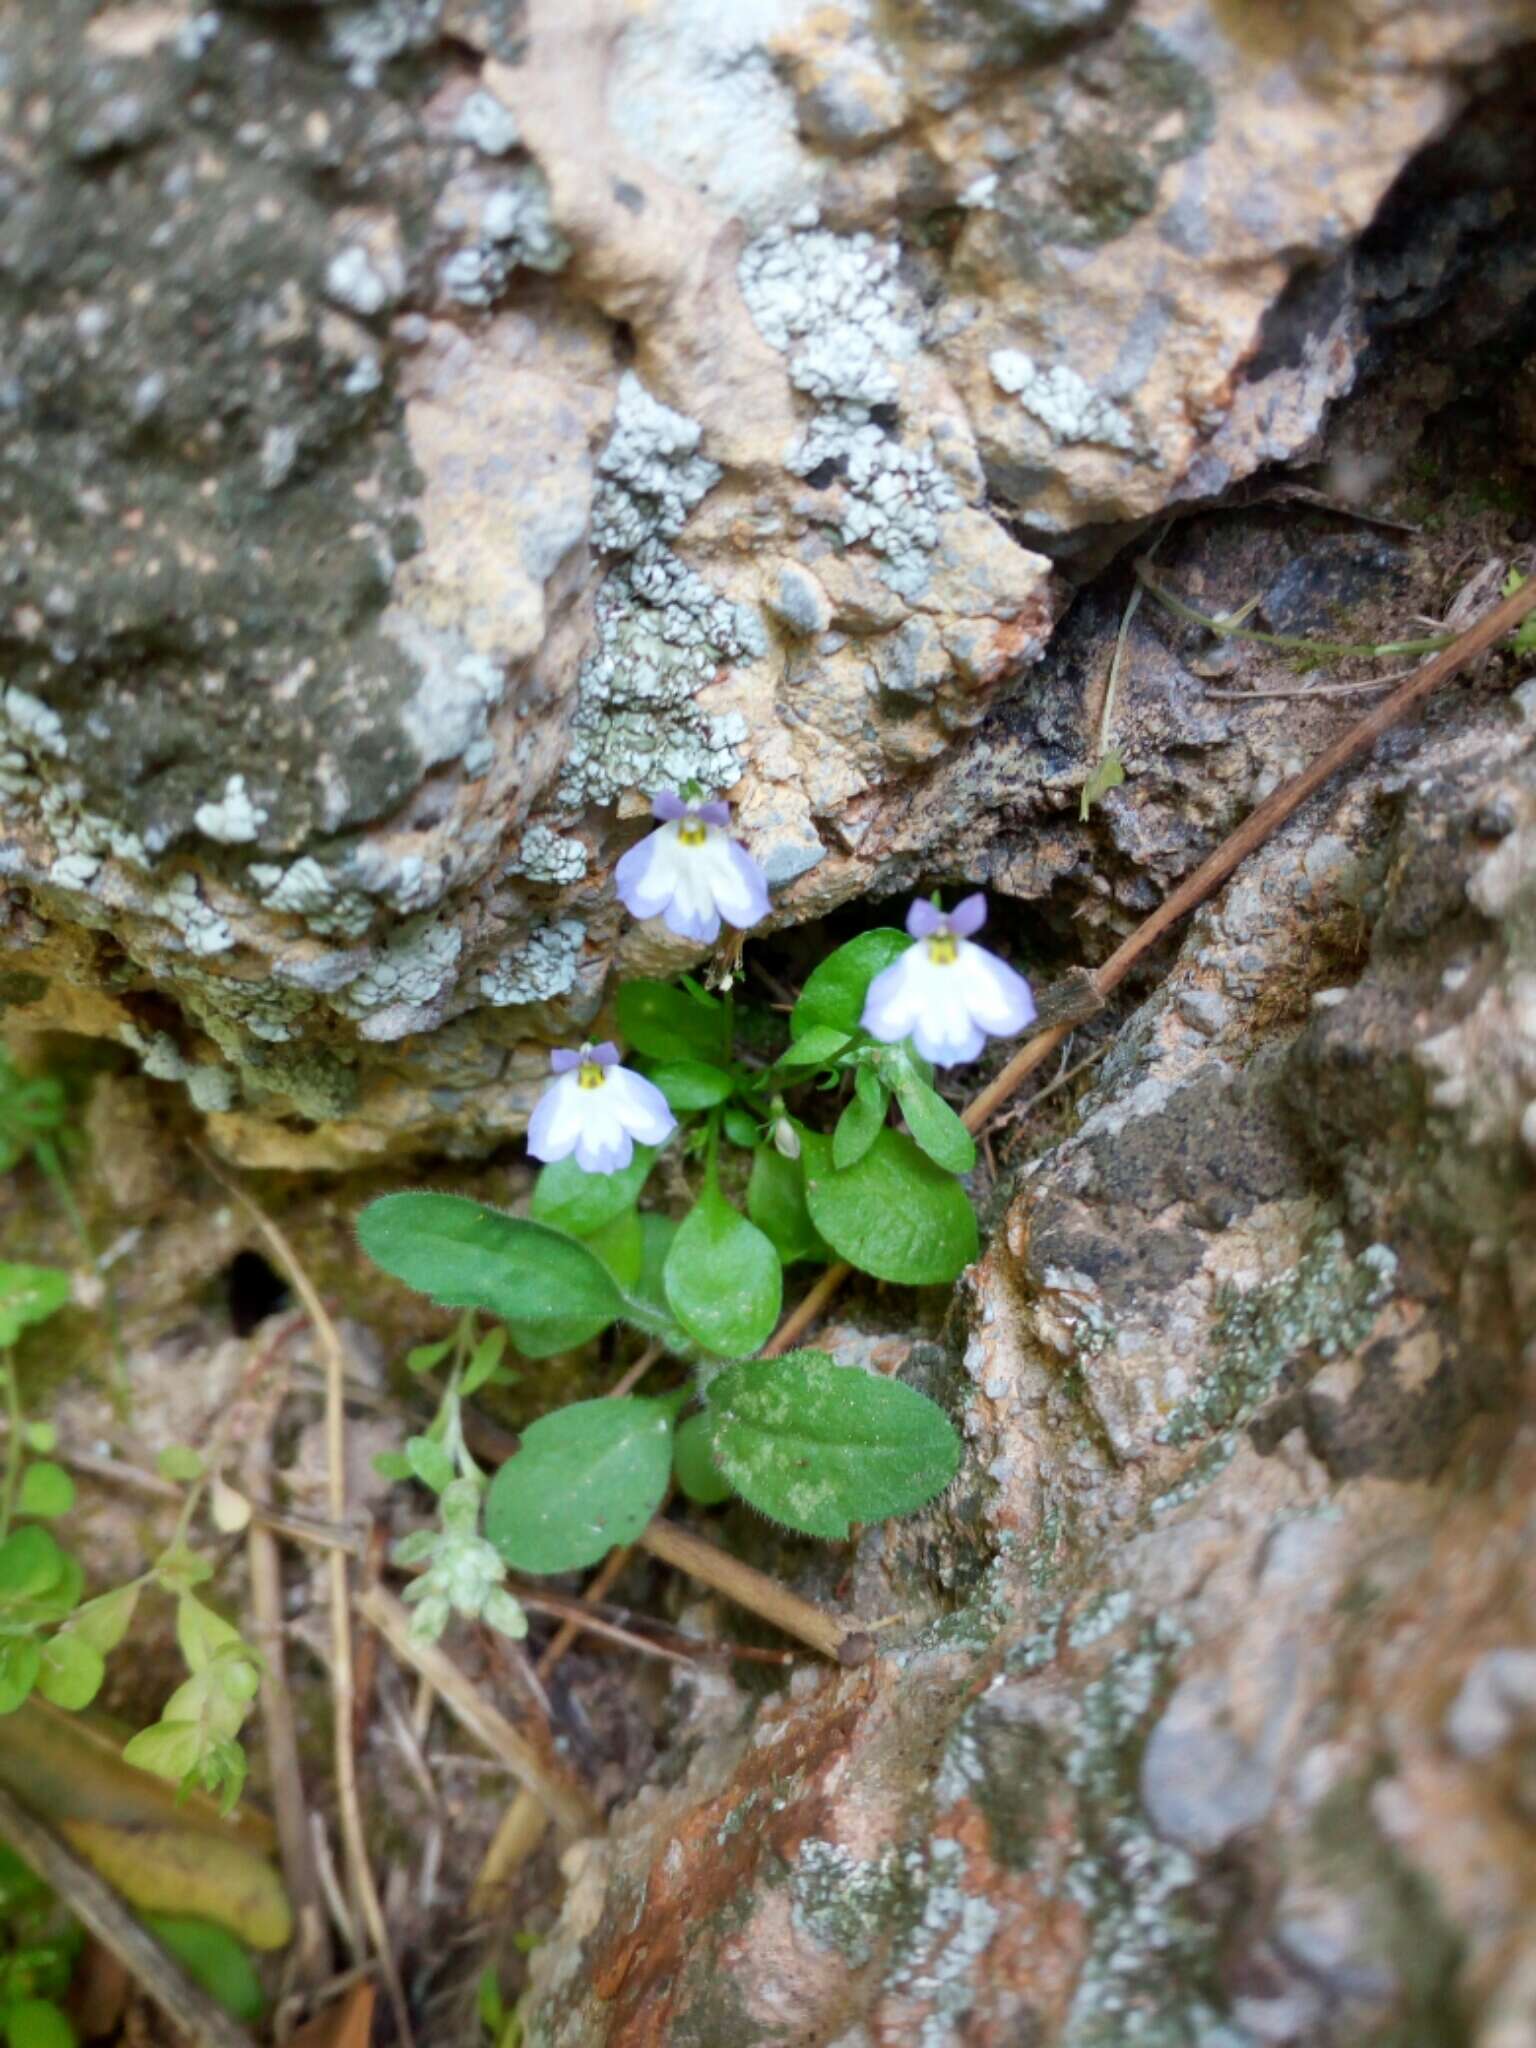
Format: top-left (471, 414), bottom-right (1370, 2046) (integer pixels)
top-left (614, 793), bottom-right (770, 945)
top-left (861, 894), bottom-right (1035, 1068)
top-left (526, 1042), bottom-right (676, 1175)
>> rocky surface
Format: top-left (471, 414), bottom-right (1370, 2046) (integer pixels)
top-left (520, 657), bottom-right (1536, 2047)
top-left (3, 0), bottom-right (1534, 1162)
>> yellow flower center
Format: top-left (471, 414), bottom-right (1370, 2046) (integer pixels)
top-left (926, 930), bottom-right (959, 966)
top-left (577, 1061), bottom-right (607, 1090)
top-left (677, 816), bottom-right (709, 848)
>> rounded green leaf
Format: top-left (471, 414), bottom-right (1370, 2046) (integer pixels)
top-left (615, 981), bottom-right (727, 1064)
top-left (791, 930), bottom-right (909, 1041)
top-left (708, 1351), bottom-right (961, 1538)
top-left (746, 1148), bottom-right (828, 1267)
top-left (673, 1410), bottom-right (732, 1506)
top-left (64, 1582), bottom-right (140, 1655)
top-left (18, 1463), bottom-right (74, 1521)
top-left (722, 1105), bottom-right (760, 1149)
top-left (893, 1075), bottom-right (976, 1175)
top-left (144, 1917), bottom-right (264, 2023)
top-left (358, 1193), bottom-right (623, 1358)
top-left (0, 1526), bottom-right (67, 1605)
top-left (4, 1999), bottom-right (76, 2048)
top-left (485, 1397), bottom-right (675, 1574)
top-left (156, 1446), bottom-right (205, 1484)
top-left (585, 1208), bottom-right (644, 1289)
top-left (35, 1632), bottom-right (104, 1711)
top-left (0, 1638), bottom-right (41, 1716)
top-left (122, 1719), bottom-right (204, 1785)
top-left (645, 1061), bottom-right (736, 1110)
top-left (772, 1025), bottom-right (851, 1071)
top-left (801, 1127), bottom-right (977, 1285)
top-left (664, 1187), bottom-right (782, 1358)
top-left (833, 1071), bottom-right (887, 1169)
top-left (530, 1146), bottom-right (655, 1238)
top-left (0, 1266), bottom-right (71, 1348)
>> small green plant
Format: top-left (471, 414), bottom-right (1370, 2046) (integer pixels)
top-left (0, 1264), bottom-right (263, 1812)
top-left (359, 796), bottom-right (1039, 1608)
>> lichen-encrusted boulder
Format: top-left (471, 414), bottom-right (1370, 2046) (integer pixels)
top-left (519, 676), bottom-right (1536, 2045)
top-left (3, 0), bottom-right (1535, 1162)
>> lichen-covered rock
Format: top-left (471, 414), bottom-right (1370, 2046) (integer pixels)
top-left (2, 0), bottom-right (1534, 1164)
top-left (519, 653), bottom-right (1536, 2044)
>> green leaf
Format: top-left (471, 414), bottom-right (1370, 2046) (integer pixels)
top-left (746, 1148), bottom-right (827, 1267)
top-left (35, 1632), bottom-right (103, 1711)
top-left (673, 1410), bottom-right (732, 1506)
top-left (634, 1213), bottom-right (678, 1314)
top-left (4, 1999), bottom-right (76, 2048)
top-left (893, 1074), bottom-right (976, 1175)
top-left (176, 1596), bottom-right (247, 1675)
top-left (144, 1916), bottom-right (264, 2023)
top-left (461, 1327), bottom-right (509, 1398)
top-left (801, 1127), bottom-right (977, 1285)
top-left (64, 1582), bottom-right (140, 1655)
top-left (358, 1194), bottom-right (623, 1358)
top-left (1079, 746), bottom-right (1126, 820)
top-left (722, 1105), bottom-right (760, 1148)
top-left (18, 1464), bottom-right (74, 1520)
top-left (585, 1208), bottom-right (643, 1290)
top-left (156, 1446), bottom-right (205, 1485)
top-left (23, 1423), bottom-right (57, 1455)
top-left (405, 1338), bottom-right (453, 1378)
top-left (0, 1527), bottom-right (66, 1605)
top-left (0, 1639), bottom-right (41, 1715)
top-left (772, 1026), bottom-right (851, 1071)
top-left (645, 1060), bottom-right (736, 1111)
top-left (373, 1451), bottom-right (413, 1482)
top-left (530, 1147), bottom-right (655, 1238)
top-left (708, 1351), bottom-right (961, 1538)
top-left (615, 981), bottom-right (727, 1065)
top-left (405, 1435), bottom-right (455, 1495)
top-left (0, 1266), bottom-right (71, 1347)
top-left (122, 1719), bottom-right (204, 1786)
top-left (834, 1069), bottom-right (887, 1169)
top-left (791, 931), bottom-right (909, 1041)
top-left (478, 1967), bottom-right (507, 2034)
top-left (664, 1187), bottom-right (782, 1357)
top-left (485, 1398), bottom-right (674, 1574)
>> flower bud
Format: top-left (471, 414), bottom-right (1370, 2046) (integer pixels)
top-left (773, 1116), bottom-right (801, 1160)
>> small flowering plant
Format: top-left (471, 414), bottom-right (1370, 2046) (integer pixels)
top-left (359, 794), bottom-right (1039, 1608)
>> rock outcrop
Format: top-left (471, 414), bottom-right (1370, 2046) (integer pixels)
top-left (4, 0), bottom-right (1533, 1163)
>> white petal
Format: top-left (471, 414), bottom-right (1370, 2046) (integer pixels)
top-left (605, 1066), bottom-right (678, 1145)
top-left (701, 830), bottom-right (769, 929)
top-left (912, 1011), bottom-right (986, 1067)
top-left (572, 1094), bottom-right (632, 1173)
top-left (526, 1072), bottom-right (584, 1161)
top-left (662, 853), bottom-right (722, 943)
top-left (955, 942), bottom-right (1036, 1037)
top-left (861, 947), bottom-right (926, 1042)
top-left (615, 825), bottom-right (683, 921)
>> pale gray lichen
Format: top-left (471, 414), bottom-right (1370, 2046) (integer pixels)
top-left (249, 857), bottom-right (376, 940)
top-left (1, 686), bottom-right (67, 760)
top-left (989, 348), bottom-right (1137, 453)
top-left (154, 872), bottom-right (234, 957)
top-left (1160, 1227), bottom-right (1398, 1447)
top-left (560, 544), bottom-right (758, 806)
top-left (324, 0), bottom-right (442, 88)
top-left (330, 913), bottom-right (463, 1040)
top-left (193, 773), bottom-right (268, 846)
top-left (177, 964), bottom-right (317, 1046)
top-left (127, 1027), bottom-right (237, 1113)
top-left (590, 372), bottom-right (722, 555)
top-left (387, 612), bottom-right (507, 775)
top-left (510, 825), bottom-right (588, 885)
top-left (456, 89), bottom-right (520, 156)
top-left (324, 244), bottom-right (398, 318)
top-left (739, 216), bottom-right (957, 599)
top-left (792, 1841), bottom-right (908, 1969)
top-left (479, 919), bottom-right (585, 1006)
top-left (889, 1837), bottom-right (1001, 2048)
top-left (442, 162), bottom-right (569, 306)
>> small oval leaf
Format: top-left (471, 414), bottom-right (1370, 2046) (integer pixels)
top-left (485, 1398), bottom-right (675, 1574)
top-left (893, 1075), bottom-right (976, 1175)
top-left (615, 981), bottom-right (727, 1065)
top-left (673, 1410), bottom-right (732, 1506)
top-left (791, 931), bottom-right (909, 1042)
top-left (530, 1147), bottom-right (655, 1238)
top-left (801, 1128), bottom-right (977, 1285)
top-left (664, 1188), bottom-right (782, 1358)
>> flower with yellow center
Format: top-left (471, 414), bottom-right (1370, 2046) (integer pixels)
top-left (526, 1042), bottom-right (676, 1175)
top-left (615, 792), bottom-right (771, 944)
top-left (861, 894), bottom-right (1036, 1068)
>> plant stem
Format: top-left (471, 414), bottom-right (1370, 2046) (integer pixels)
top-left (1134, 558), bottom-right (1454, 661)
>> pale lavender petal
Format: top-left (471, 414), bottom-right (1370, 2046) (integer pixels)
top-left (615, 829), bottom-right (677, 921)
top-left (948, 892), bottom-right (988, 938)
top-left (715, 839), bottom-right (771, 931)
top-left (549, 1048), bottom-right (582, 1075)
top-left (606, 1067), bottom-right (678, 1145)
top-left (574, 1123), bottom-right (633, 1174)
top-left (588, 1041), bottom-right (621, 1067)
top-left (956, 944), bottom-right (1036, 1037)
top-left (860, 950), bottom-right (922, 1043)
top-left (697, 801), bottom-right (731, 827)
top-left (662, 893), bottom-right (722, 944)
top-left (527, 1076), bottom-right (581, 1161)
top-left (912, 1013), bottom-right (986, 1068)
top-left (651, 791), bottom-right (687, 821)
top-left (906, 898), bottom-right (944, 938)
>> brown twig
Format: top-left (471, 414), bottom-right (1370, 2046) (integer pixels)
top-left (190, 1147), bottom-right (415, 2048)
top-left (0, 1782), bottom-right (256, 2048)
top-left (636, 1518), bottom-right (873, 1664)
